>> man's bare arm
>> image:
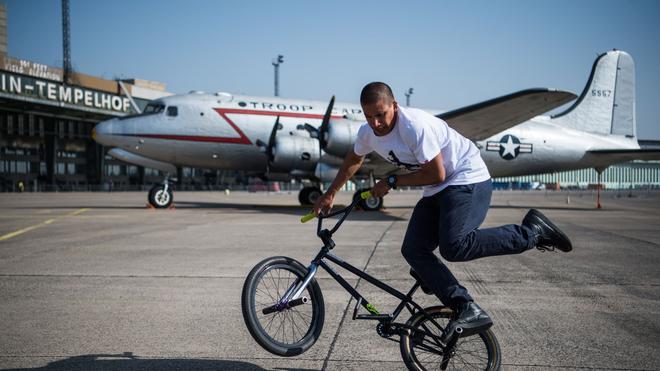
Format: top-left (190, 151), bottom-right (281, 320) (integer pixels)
top-left (370, 153), bottom-right (445, 197)
top-left (313, 150), bottom-right (364, 215)
top-left (326, 150), bottom-right (365, 195)
top-left (397, 152), bottom-right (445, 187)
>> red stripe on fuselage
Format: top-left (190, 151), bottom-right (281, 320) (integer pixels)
top-left (127, 108), bottom-right (346, 145)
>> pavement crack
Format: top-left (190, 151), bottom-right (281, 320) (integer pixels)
top-left (320, 213), bottom-right (405, 371)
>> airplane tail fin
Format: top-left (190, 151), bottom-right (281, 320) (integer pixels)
top-left (551, 50), bottom-right (636, 138)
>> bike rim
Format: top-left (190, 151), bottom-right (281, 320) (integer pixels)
top-left (252, 264), bottom-right (316, 346)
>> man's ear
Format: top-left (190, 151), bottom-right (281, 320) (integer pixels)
top-left (392, 100), bottom-right (399, 111)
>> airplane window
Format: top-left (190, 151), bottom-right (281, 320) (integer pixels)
top-left (143, 103), bottom-right (165, 114)
top-left (118, 103), bottom-right (165, 120)
top-left (167, 106), bottom-right (178, 117)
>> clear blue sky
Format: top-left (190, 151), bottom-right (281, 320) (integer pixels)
top-left (5, 0), bottom-right (660, 138)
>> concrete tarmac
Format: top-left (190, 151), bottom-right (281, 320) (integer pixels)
top-left (0, 189), bottom-right (659, 370)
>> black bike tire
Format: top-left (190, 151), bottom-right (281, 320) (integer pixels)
top-left (400, 306), bottom-right (501, 371)
top-left (241, 256), bottom-right (325, 357)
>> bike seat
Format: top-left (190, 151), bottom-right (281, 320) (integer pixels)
top-left (409, 269), bottom-right (434, 295)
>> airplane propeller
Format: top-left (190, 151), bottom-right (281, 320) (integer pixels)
top-left (266, 115), bottom-right (282, 163)
top-left (318, 95), bottom-right (335, 149)
top-left (255, 115), bottom-right (282, 173)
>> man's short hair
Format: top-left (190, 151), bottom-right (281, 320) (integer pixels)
top-left (360, 82), bottom-right (395, 105)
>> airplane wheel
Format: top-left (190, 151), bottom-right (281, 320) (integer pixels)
top-left (298, 186), bottom-right (322, 206)
top-left (356, 189), bottom-right (383, 211)
top-left (148, 185), bottom-right (173, 208)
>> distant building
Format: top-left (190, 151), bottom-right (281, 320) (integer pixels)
top-left (494, 160), bottom-right (660, 190)
top-left (0, 4), bottom-right (175, 191)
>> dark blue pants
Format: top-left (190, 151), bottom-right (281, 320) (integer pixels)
top-left (401, 180), bottom-right (536, 308)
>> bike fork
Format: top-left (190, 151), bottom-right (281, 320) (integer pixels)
top-left (280, 263), bottom-right (318, 303)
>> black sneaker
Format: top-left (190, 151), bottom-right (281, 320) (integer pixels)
top-left (523, 209), bottom-right (573, 252)
top-left (443, 302), bottom-right (493, 341)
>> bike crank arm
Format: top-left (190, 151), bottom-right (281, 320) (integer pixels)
top-left (262, 296), bottom-right (308, 315)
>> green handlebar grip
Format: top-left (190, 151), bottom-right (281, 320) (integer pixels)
top-left (360, 190), bottom-right (372, 200)
top-left (301, 213), bottom-right (316, 223)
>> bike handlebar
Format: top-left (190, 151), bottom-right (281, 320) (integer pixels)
top-left (300, 190), bottom-right (374, 243)
top-left (300, 190), bottom-right (372, 223)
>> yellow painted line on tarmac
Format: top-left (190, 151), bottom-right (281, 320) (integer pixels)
top-left (0, 208), bottom-right (89, 242)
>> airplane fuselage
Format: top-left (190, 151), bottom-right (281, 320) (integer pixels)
top-left (94, 92), bottom-right (639, 179)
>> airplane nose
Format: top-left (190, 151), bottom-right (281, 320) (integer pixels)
top-left (93, 118), bottom-right (117, 146)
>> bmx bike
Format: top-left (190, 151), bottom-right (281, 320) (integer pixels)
top-left (241, 191), bottom-right (501, 370)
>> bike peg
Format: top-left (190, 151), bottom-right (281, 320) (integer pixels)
top-left (301, 213), bottom-right (316, 223)
top-left (360, 191), bottom-right (372, 200)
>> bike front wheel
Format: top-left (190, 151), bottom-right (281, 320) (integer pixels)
top-left (400, 306), bottom-right (501, 371)
top-left (241, 256), bottom-right (325, 357)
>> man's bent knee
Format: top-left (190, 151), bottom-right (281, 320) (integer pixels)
top-left (438, 238), bottom-right (470, 262)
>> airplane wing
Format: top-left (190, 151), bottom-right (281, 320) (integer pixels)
top-left (438, 89), bottom-right (577, 141)
top-left (586, 149), bottom-right (660, 163)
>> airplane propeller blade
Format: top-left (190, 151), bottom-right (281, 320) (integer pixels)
top-left (266, 116), bottom-right (282, 162)
top-left (318, 95), bottom-right (335, 149)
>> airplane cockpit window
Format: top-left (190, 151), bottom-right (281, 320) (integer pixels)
top-left (143, 103), bottom-right (165, 114)
top-left (118, 103), bottom-right (165, 120)
top-left (166, 106), bottom-right (178, 117)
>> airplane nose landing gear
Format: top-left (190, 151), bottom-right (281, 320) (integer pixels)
top-left (298, 186), bottom-right (322, 206)
top-left (148, 182), bottom-right (174, 208)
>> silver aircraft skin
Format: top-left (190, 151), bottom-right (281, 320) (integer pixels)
top-left (93, 50), bottom-right (659, 208)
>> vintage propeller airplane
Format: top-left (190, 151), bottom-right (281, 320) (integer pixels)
top-left (93, 50), bottom-right (660, 209)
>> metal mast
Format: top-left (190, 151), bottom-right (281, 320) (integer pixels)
top-left (405, 88), bottom-right (414, 107)
top-left (62, 0), bottom-right (71, 84)
top-left (272, 54), bottom-right (283, 97)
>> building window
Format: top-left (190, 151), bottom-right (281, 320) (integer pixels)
top-left (28, 114), bottom-right (35, 136)
top-left (7, 114), bottom-right (13, 135)
top-left (18, 114), bottom-right (24, 135)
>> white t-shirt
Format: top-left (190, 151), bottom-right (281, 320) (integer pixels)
top-left (353, 106), bottom-right (491, 197)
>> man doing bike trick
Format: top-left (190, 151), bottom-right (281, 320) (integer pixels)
top-left (313, 82), bottom-right (573, 336)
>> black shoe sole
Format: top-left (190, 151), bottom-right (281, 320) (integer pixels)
top-left (524, 209), bottom-right (573, 252)
top-left (453, 318), bottom-right (494, 338)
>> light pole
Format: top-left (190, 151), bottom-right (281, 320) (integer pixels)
top-left (272, 54), bottom-right (284, 97)
top-left (405, 88), bottom-right (414, 107)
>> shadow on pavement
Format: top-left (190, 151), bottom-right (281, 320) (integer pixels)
top-left (2, 352), bottom-right (317, 371)
top-left (3, 202), bottom-right (406, 221)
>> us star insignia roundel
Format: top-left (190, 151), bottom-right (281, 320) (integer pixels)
top-left (486, 134), bottom-right (532, 160)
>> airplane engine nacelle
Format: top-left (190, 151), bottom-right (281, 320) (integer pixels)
top-left (323, 119), bottom-right (363, 157)
top-left (314, 163), bottom-right (339, 182)
top-left (271, 135), bottom-right (320, 172)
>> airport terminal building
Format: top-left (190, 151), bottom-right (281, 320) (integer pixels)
top-left (0, 54), bottom-right (173, 191)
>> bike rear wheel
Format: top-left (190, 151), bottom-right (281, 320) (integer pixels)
top-left (400, 306), bottom-right (501, 371)
top-left (241, 256), bottom-right (325, 357)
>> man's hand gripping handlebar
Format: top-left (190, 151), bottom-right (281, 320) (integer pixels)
top-left (301, 190), bottom-right (372, 223)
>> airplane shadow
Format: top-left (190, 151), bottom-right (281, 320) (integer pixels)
top-left (2, 352), bottom-right (317, 371)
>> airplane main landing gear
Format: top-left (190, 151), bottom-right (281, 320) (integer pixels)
top-left (298, 186), bottom-right (322, 206)
top-left (355, 189), bottom-right (383, 211)
top-left (148, 183), bottom-right (173, 208)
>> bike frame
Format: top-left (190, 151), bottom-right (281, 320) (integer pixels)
top-left (283, 195), bottom-right (447, 338)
